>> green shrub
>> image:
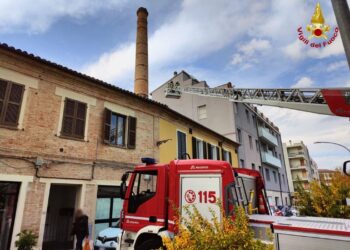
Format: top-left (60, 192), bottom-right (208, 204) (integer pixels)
top-left (15, 230), bottom-right (37, 250)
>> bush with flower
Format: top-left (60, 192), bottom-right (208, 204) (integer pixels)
top-left (162, 204), bottom-right (273, 250)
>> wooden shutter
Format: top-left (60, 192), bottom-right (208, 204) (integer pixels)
top-left (75, 102), bottom-right (87, 137)
top-left (61, 98), bottom-right (86, 139)
top-left (0, 81), bottom-right (24, 126)
top-left (216, 147), bottom-right (220, 160)
top-left (192, 137), bottom-right (197, 159)
top-left (203, 141), bottom-right (207, 159)
top-left (104, 108), bottom-right (112, 143)
top-left (0, 80), bottom-right (8, 123)
top-left (127, 116), bottom-right (137, 149)
top-left (229, 152), bottom-right (232, 165)
top-left (207, 143), bottom-right (212, 159)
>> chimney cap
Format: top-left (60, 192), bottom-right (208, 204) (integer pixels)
top-left (137, 7), bottom-right (148, 16)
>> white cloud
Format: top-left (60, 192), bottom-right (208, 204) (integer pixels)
top-left (291, 76), bottom-right (314, 88)
top-left (231, 38), bottom-right (271, 66)
top-left (283, 32), bottom-right (345, 60)
top-left (326, 60), bottom-right (348, 72)
top-left (83, 0), bottom-right (269, 89)
top-left (0, 0), bottom-right (127, 33)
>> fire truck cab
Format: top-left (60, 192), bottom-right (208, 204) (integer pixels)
top-left (117, 159), bottom-right (268, 250)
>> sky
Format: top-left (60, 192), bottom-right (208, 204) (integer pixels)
top-left (1, 0), bottom-right (349, 169)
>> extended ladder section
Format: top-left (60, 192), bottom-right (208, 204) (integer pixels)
top-left (165, 83), bottom-right (350, 117)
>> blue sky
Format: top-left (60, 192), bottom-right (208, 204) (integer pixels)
top-left (1, 0), bottom-right (349, 169)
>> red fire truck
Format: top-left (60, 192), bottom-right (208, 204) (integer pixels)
top-left (92, 155), bottom-right (350, 250)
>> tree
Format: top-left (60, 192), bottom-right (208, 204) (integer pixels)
top-left (295, 170), bottom-right (350, 218)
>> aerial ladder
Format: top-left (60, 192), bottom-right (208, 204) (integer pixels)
top-left (165, 81), bottom-right (350, 117)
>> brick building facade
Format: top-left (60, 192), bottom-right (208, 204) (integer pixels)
top-left (0, 44), bottom-right (238, 250)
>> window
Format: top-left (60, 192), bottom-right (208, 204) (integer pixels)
top-left (104, 109), bottom-right (137, 148)
top-left (273, 171), bottom-right (277, 182)
top-left (198, 105), bottom-right (207, 119)
top-left (0, 80), bottom-right (24, 127)
top-left (208, 144), bottom-right (219, 160)
top-left (177, 131), bottom-right (187, 159)
top-left (252, 163), bottom-right (255, 170)
top-left (245, 109), bottom-right (250, 123)
top-left (95, 186), bottom-right (123, 236)
top-left (237, 129), bottom-right (242, 142)
top-left (222, 149), bottom-right (232, 164)
top-left (240, 159), bottom-right (245, 168)
top-left (128, 171), bottom-right (158, 213)
top-left (282, 174), bottom-right (285, 184)
top-left (248, 135), bottom-right (253, 150)
top-left (265, 168), bottom-right (271, 181)
top-left (252, 115), bottom-right (256, 125)
top-left (61, 98), bottom-right (87, 139)
top-left (192, 137), bottom-right (207, 159)
top-left (275, 197), bottom-right (280, 206)
top-left (255, 140), bottom-right (259, 152)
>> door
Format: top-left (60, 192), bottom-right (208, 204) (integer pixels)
top-left (0, 182), bottom-right (20, 250)
top-left (95, 186), bottom-right (123, 237)
top-left (124, 168), bottom-right (166, 232)
top-left (43, 185), bottom-right (78, 250)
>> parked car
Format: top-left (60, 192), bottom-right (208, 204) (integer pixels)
top-left (269, 206), bottom-right (283, 216)
top-left (94, 226), bottom-right (122, 250)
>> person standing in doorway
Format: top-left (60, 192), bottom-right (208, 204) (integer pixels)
top-left (71, 209), bottom-right (89, 250)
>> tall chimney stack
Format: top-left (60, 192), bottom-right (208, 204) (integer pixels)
top-left (134, 7), bottom-right (149, 98)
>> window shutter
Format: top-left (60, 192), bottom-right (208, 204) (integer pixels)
top-left (207, 143), bottom-right (212, 159)
top-left (127, 116), bottom-right (137, 149)
top-left (0, 81), bottom-right (8, 121)
top-left (62, 99), bottom-right (75, 136)
top-left (216, 147), bottom-right (220, 160)
top-left (104, 108), bottom-right (112, 142)
top-left (75, 102), bottom-right (87, 137)
top-left (61, 99), bottom-right (86, 139)
top-left (192, 137), bottom-right (197, 159)
top-left (1, 82), bottom-right (24, 126)
top-left (203, 141), bottom-right (207, 159)
top-left (229, 152), bottom-right (232, 165)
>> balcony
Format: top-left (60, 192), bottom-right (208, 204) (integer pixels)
top-left (288, 151), bottom-right (305, 158)
top-left (261, 151), bottom-right (281, 168)
top-left (290, 165), bottom-right (307, 170)
top-left (258, 126), bottom-right (278, 146)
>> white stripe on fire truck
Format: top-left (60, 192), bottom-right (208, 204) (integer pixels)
top-left (125, 215), bottom-right (165, 222)
top-left (124, 215), bottom-right (176, 225)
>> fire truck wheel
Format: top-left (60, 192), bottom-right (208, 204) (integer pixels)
top-left (136, 237), bottom-right (164, 250)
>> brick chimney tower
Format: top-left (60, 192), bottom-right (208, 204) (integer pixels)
top-left (134, 7), bottom-right (149, 98)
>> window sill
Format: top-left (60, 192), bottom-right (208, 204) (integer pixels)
top-left (103, 141), bottom-right (134, 150)
top-left (58, 134), bottom-right (88, 142)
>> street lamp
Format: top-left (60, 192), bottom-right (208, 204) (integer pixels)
top-left (314, 141), bottom-right (350, 154)
top-left (314, 141), bottom-right (350, 175)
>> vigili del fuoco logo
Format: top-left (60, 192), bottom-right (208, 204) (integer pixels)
top-left (297, 2), bottom-right (338, 48)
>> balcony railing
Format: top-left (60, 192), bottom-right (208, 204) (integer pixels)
top-left (261, 151), bottom-right (281, 168)
top-left (258, 126), bottom-right (278, 146)
top-left (288, 151), bottom-right (305, 158)
top-left (290, 165), bottom-right (307, 170)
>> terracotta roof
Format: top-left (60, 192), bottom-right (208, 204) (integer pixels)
top-left (318, 169), bottom-right (337, 173)
top-left (0, 43), bottom-right (239, 147)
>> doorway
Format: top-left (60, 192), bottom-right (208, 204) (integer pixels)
top-left (43, 185), bottom-right (79, 250)
top-left (0, 182), bottom-right (20, 250)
